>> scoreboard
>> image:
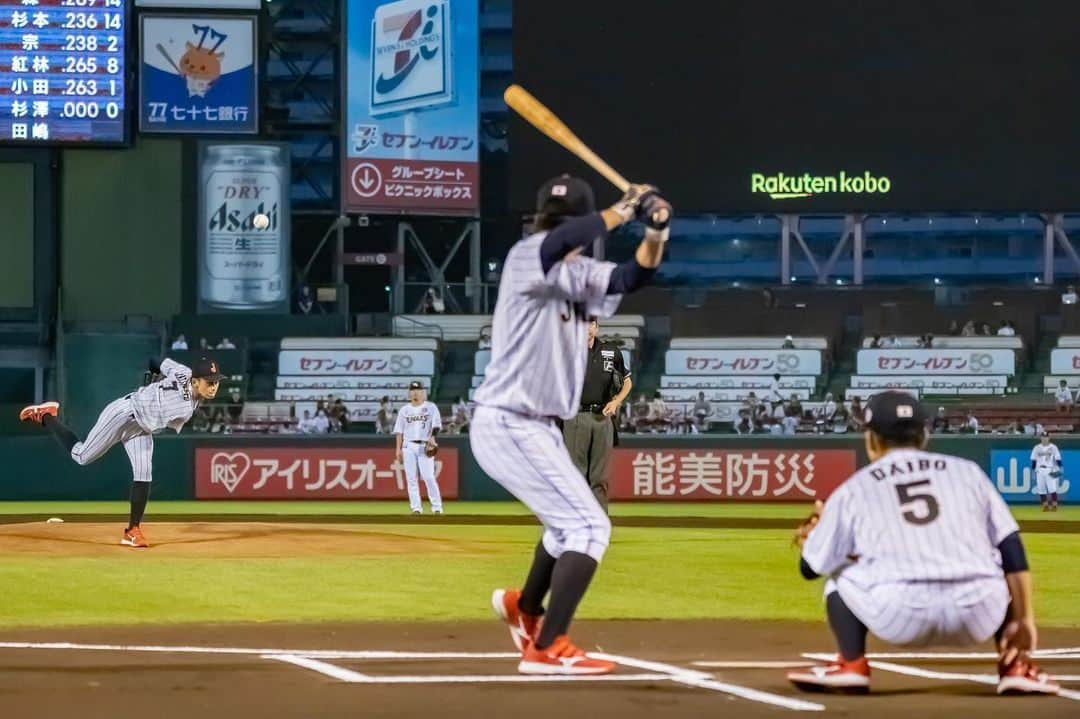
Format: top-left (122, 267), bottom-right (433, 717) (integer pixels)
top-left (0, 0), bottom-right (127, 145)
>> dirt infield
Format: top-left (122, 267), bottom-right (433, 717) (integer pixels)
top-left (0, 521), bottom-right (495, 558)
top-left (0, 620), bottom-right (1078, 718)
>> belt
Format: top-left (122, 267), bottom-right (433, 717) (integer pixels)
top-left (409, 440), bottom-right (426, 444)
top-left (580, 404), bottom-right (605, 413)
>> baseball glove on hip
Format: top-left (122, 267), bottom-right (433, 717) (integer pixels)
top-left (425, 444), bottom-right (439, 457)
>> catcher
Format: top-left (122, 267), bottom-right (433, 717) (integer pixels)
top-left (789, 391), bottom-right (1059, 697)
top-left (18, 356), bottom-right (224, 548)
top-left (394, 381), bottom-right (444, 514)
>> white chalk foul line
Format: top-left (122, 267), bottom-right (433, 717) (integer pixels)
top-left (593, 652), bottom-right (825, 713)
top-left (804, 653), bottom-right (1080, 701)
top-left (692, 661), bottom-right (818, 669)
top-left (264, 655), bottom-right (671, 684)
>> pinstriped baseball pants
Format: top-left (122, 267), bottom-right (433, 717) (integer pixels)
top-left (470, 405), bottom-right (611, 562)
top-left (71, 396), bottom-right (154, 483)
top-left (827, 575), bottom-right (1010, 647)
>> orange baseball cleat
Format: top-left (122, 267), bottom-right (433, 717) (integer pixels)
top-left (491, 588), bottom-right (541, 653)
top-left (19, 401), bottom-right (59, 424)
top-left (121, 525), bottom-right (150, 548)
top-left (517, 635), bottom-right (615, 675)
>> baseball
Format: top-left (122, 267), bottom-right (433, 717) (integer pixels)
top-left (252, 213), bottom-right (270, 230)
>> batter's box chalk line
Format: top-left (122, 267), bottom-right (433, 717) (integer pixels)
top-left (0, 641), bottom-right (824, 712)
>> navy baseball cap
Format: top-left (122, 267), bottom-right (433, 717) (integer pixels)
top-left (408, 381), bottom-right (424, 390)
top-left (863, 391), bottom-right (929, 439)
top-left (536, 174), bottom-right (595, 219)
top-left (193, 357), bottom-right (226, 381)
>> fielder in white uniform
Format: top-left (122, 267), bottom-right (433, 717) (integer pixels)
top-left (394, 381), bottom-right (443, 515)
top-left (789, 391), bottom-right (1058, 697)
top-left (19, 356), bottom-right (223, 548)
top-left (1030, 432), bottom-right (1062, 512)
top-left (477, 175), bottom-right (671, 675)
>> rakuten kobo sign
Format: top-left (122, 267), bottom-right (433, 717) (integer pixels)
top-left (195, 447), bottom-right (459, 499)
top-left (609, 448), bottom-right (855, 501)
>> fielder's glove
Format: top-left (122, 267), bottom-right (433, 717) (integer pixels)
top-left (1050, 470), bottom-right (1063, 478)
top-left (793, 500), bottom-right (824, 548)
top-left (425, 443), bottom-right (439, 458)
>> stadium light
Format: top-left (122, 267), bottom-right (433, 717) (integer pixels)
top-left (934, 277), bottom-right (942, 285)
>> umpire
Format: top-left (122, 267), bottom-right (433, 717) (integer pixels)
top-left (562, 317), bottom-right (632, 512)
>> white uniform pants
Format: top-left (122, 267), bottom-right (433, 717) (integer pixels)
top-left (470, 406), bottom-right (611, 562)
top-left (1035, 468), bottom-right (1059, 495)
top-left (71, 396), bottom-right (153, 483)
top-left (829, 575), bottom-right (1010, 647)
top-left (402, 441), bottom-right (442, 513)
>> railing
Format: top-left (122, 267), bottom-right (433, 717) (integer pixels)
top-left (400, 281), bottom-right (498, 315)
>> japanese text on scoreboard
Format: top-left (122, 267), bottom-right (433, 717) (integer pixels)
top-left (0, 0), bottom-right (127, 144)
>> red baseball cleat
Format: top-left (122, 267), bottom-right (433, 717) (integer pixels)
top-left (19, 401), bottom-right (59, 425)
top-left (121, 526), bottom-right (149, 548)
top-left (491, 588), bottom-right (540, 653)
top-left (518, 635), bottom-right (615, 675)
top-left (997, 659), bottom-right (1060, 695)
top-left (788, 656), bottom-right (871, 694)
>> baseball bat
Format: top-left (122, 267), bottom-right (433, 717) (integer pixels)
top-left (505, 85), bottom-right (670, 226)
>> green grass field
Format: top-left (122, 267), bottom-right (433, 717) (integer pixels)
top-left (0, 502), bottom-right (1076, 629)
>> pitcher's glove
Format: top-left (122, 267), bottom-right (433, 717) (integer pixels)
top-left (793, 500), bottom-right (825, 548)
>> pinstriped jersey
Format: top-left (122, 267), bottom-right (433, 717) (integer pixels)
top-left (394, 401), bottom-right (442, 442)
top-left (473, 231), bottom-right (621, 419)
top-left (130, 358), bottom-right (199, 434)
top-left (803, 448), bottom-right (1018, 585)
top-left (1030, 442), bottom-right (1061, 470)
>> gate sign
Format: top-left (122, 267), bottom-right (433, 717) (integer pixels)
top-left (857, 349), bottom-right (1015, 376)
top-left (344, 0), bottom-right (479, 214)
top-left (990, 449), bottom-right (1073, 504)
top-left (278, 349), bottom-right (435, 376)
top-left (196, 446), bottom-right (459, 499)
top-left (664, 349), bottom-right (822, 376)
top-left (1050, 349), bottom-right (1080, 374)
top-left (609, 448), bottom-right (856, 501)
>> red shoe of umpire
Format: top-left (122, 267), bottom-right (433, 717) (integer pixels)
top-left (997, 659), bottom-right (1060, 695)
top-left (518, 635), bottom-right (615, 675)
top-left (19, 401), bottom-right (59, 425)
top-left (490, 588), bottom-right (541, 653)
top-left (787, 656), bottom-right (871, 694)
top-left (121, 526), bottom-right (150, 548)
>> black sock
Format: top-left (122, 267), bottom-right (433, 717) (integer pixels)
top-left (520, 541), bottom-right (557, 616)
top-left (128, 482), bottom-right (150, 530)
top-left (1039, 494), bottom-right (1047, 505)
top-left (826, 592), bottom-right (868, 661)
top-left (42, 414), bottom-right (79, 453)
top-left (1051, 493), bottom-right (1059, 504)
top-left (535, 551), bottom-right (598, 649)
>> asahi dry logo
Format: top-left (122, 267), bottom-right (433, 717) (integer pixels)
top-left (751, 171), bottom-right (892, 200)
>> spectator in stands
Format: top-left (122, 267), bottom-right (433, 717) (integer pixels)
top-left (479, 326), bottom-right (493, 349)
top-left (743, 391), bottom-right (760, 414)
top-left (1063, 285), bottom-right (1079, 305)
top-left (331, 398), bottom-right (350, 432)
top-left (199, 337), bottom-right (210, 351)
top-left (847, 396), bottom-right (865, 432)
top-left (961, 321), bottom-right (976, 337)
top-left (216, 337), bottom-right (236, 350)
top-left (997, 320), bottom-right (1016, 337)
top-left (171, 334), bottom-right (188, 351)
top-left (734, 411), bottom-right (754, 435)
top-left (868, 334), bottom-right (883, 349)
top-left (762, 288), bottom-right (778, 309)
top-left (752, 401), bottom-right (770, 432)
top-left (782, 411), bottom-right (800, 435)
top-left (1022, 419), bottom-right (1045, 437)
top-left (978, 321), bottom-right (993, 337)
top-left (692, 391), bottom-right (711, 432)
top-left (376, 396), bottom-right (395, 434)
top-left (451, 396), bottom-right (471, 434)
top-left (297, 410), bottom-right (315, 434)
top-left (931, 406), bottom-right (950, 433)
top-left (422, 288), bottom-right (446, 314)
top-left (786, 393), bottom-right (804, 420)
top-left (781, 334), bottom-right (795, 349)
top-left (767, 418), bottom-right (783, 435)
top-left (312, 408), bottom-right (331, 434)
top-left (814, 393), bottom-right (837, 433)
top-left (767, 374), bottom-right (784, 413)
top-left (648, 391), bottom-right (670, 433)
top-left (962, 411), bottom-right (980, 435)
top-left (916, 333), bottom-right (934, 348)
top-left (947, 320), bottom-right (961, 336)
top-left (297, 286), bottom-right (315, 315)
top-left (1055, 380), bottom-right (1075, 413)
top-left (831, 405), bottom-right (849, 434)
top-left (191, 406), bottom-right (210, 433)
top-left (883, 335), bottom-right (902, 349)
top-left (631, 394), bottom-right (650, 431)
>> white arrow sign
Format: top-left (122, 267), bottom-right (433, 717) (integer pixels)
top-left (351, 163), bottom-right (383, 198)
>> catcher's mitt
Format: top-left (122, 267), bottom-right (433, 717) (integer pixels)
top-left (425, 443), bottom-right (439, 457)
top-left (793, 500), bottom-right (825, 548)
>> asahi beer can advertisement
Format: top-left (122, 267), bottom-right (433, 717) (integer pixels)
top-left (198, 142), bottom-right (290, 313)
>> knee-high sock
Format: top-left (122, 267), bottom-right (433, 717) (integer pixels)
top-left (520, 541), bottom-right (557, 616)
top-left (128, 481), bottom-right (150, 530)
top-left (42, 414), bottom-right (78, 453)
top-left (535, 551), bottom-right (598, 649)
top-left (827, 591), bottom-right (868, 661)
